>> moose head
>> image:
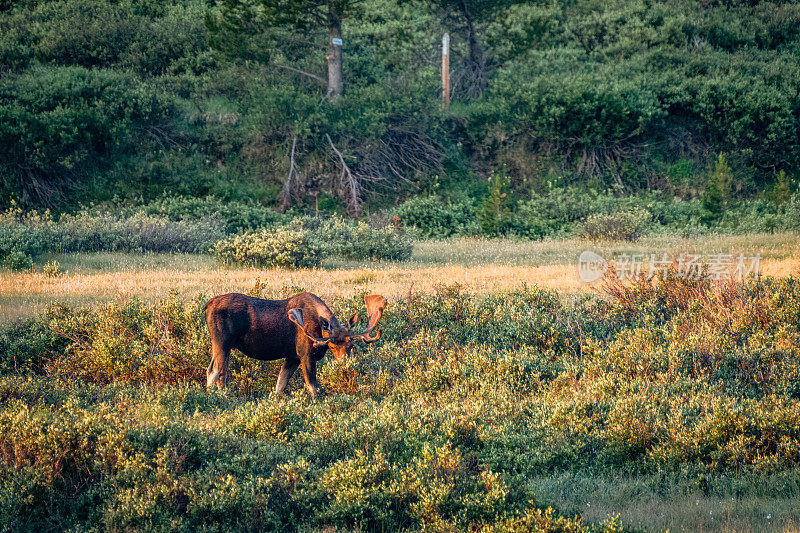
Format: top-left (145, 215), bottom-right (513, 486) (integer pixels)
top-left (286, 294), bottom-right (387, 361)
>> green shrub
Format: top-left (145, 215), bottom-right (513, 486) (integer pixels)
top-left (116, 195), bottom-right (285, 233)
top-left (780, 192), bottom-right (800, 231)
top-left (0, 64), bottom-right (171, 204)
top-left (0, 249), bottom-right (33, 271)
top-left (0, 205), bottom-right (226, 256)
top-left (313, 218), bottom-right (413, 261)
top-left (394, 196), bottom-right (477, 238)
top-left (701, 154), bottom-right (734, 225)
top-left (43, 296), bottom-right (211, 385)
top-left (478, 171), bottom-right (517, 236)
top-left (213, 228), bottom-right (323, 268)
top-left (580, 208), bottom-right (651, 242)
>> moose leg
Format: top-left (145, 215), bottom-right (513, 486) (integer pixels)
top-left (300, 357), bottom-right (322, 398)
top-left (275, 358), bottom-right (300, 395)
top-left (206, 341), bottom-right (230, 389)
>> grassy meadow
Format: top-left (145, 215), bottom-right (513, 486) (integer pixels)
top-left (2, 233), bottom-right (800, 531)
top-left (3, 232), bottom-right (799, 323)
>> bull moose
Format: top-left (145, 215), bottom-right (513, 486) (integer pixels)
top-left (204, 292), bottom-right (387, 397)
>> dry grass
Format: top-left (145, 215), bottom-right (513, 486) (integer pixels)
top-left (2, 233), bottom-right (798, 323)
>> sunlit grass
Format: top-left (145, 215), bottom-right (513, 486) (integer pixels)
top-left (2, 233), bottom-right (798, 323)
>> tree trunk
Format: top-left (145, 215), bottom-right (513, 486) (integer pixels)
top-left (459, 0), bottom-right (486, 96)
top-left (461, 1), bottom-right (482, 67)
top-left (326, 6), bottom-right (343, 99)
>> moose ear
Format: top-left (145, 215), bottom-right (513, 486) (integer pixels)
top-left (289, 308), bottom-right (332, 347)
top-left (317, 315), bottom-right (332, 333)
top-left (288, 308), bottom-right (305, 328)
top-left (347, 312), bottom-right (358, 329)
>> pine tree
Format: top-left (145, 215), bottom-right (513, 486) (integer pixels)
top-left (701, 154), bottom-right (732, 225)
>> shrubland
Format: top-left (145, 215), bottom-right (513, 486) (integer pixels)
top-left (3, 188), bottom-right (798, 271)
top-left (1, 0), bottom-right (799, 214)
top-left (1, 274), bottom-right (800, 530)
top-left (0, 199), bottom-right (412, 270)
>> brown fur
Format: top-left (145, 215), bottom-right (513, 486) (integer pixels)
top-left (204, 292), bottom-right (385, 397)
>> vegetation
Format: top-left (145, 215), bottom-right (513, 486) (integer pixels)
top-left (1, 0), bottom-right (799, 528)
top-left (0, 200), bottom-right (411, 269)
top-left (1, 274), bottom-right (800, 529)
top-left (1, 0), bottom-right (799, 215)
top-left (580, 208), bottom-right (651, 242)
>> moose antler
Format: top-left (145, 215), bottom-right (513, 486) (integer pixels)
top-left (287, 308), bottom-right (332, 347)
top-left (352, 294), bottom-right (387, 343)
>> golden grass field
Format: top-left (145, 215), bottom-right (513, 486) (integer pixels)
top-left (2, 232), bottom-right (798, 323)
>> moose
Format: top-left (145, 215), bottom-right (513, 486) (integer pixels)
top-left (204, 292), bottom-right (387, 397)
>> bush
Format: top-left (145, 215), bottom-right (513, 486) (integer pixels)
top-left (394, 196), bottom-right (477, 238)
top-left (213, 228), bottom-right (323, 268)
top-left (580, 208), bottom-right (651, 242)
top-left (0, 250), bottom-right (33, 271)
top-left (312, 218), bottom-right (413, 261)
top-left (0, 205), bottom-right (226, 256)
top-left (701, 154), bottom-right (734, 225)
top-left (779, 192), bottom-right (800, 231)
top-left (0, 206), bottom-right (45, 260)
top-left (478, 171), bottom-right (517, 236)
top-left (41, 260), bottom-right (63, 277)
top-left (0, 64), bottom-right (171, 204)
top-left (115, 195), bottom-right (285, 233)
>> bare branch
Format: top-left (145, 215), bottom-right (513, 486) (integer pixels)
top-left (326, 133), bottom-right (361, 217)
top-left (275, 64), bottom-right (327, 85)
top-left (279, 135), bottom-right (298, 212)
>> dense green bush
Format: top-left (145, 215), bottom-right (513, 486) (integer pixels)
top-left (212, 218), bottom-right (413, 268)
top-left (0, 64), bottom-right (171, 204)
top-left (0, 206), bottom-right (225, 258)
top-left (306, 217), bottom-right (413, 261)
top-left (114, 195), bottom-right (286, 233)
top-left (394, 196), bottom-right (477, 238)
top-left (213, 228), bottom-right (323, 269)
top-left (580, 208), bottom-right (651, 242)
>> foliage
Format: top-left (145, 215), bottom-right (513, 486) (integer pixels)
top-left (212, 217), bottom-right (413, 267)
top-left (0, 250), bottom-right (33, 271)
top-left (0, 205), bottom-right (226, 257)
top-left (701, 154), bottom-right (734, 225)
top-left (213, 228), bottom-right (323, 268)
top-left (770, 170), bottom-right (795, 207)
top-left (296, 216), bottom-right (413, 260)
top-left (1, 0), bottom-right (800, 208)
top-left (394, 196), bottom-right (477, 239)
top-left (41, 260), bottom-right (63, 277)
top-left (1, 276), bottom-right (800, 529)
top-left (114, 195), bottom-right (285, 233)
top-left (478, 170), bottom-right (516, 236)
top-left (0, 64), bottom-right (171, 204)
top-left (580, 208), bottom-right (651, 242)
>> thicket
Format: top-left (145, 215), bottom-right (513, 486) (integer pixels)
top-left (2, 187), bottom-right (797, 271)
top-left (394, 188), bottom-right (800, 239)
top-left (1, 0), bottom-right (799, 212)
top-left (1, 276), bottom-right (799, 529)
top-left (0, 199), bottom-right (412, 270)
